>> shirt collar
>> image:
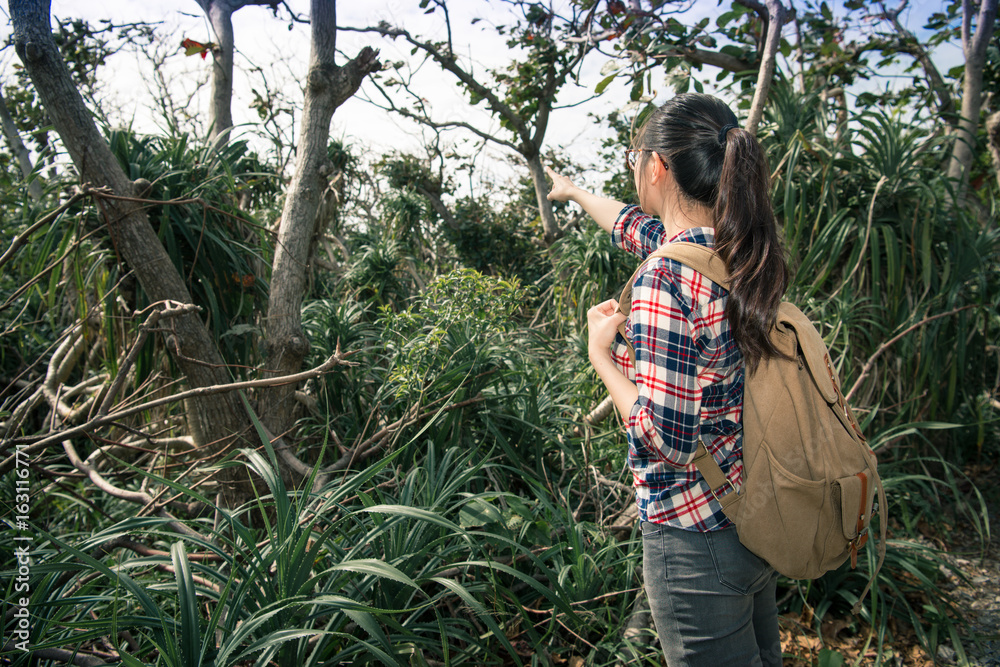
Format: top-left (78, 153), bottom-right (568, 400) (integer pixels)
top-left (669, 226), bottom-right (716, 248)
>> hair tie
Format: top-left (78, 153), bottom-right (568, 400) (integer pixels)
top-left (718, 123), bottom-right (738, 144)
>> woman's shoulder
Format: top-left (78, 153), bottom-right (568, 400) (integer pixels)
top-left (638, 228), bottom-right (724, 305)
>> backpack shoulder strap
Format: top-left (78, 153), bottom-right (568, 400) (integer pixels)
top-left (650, 241), bottom-right (730, 289)
top-left (616, 242), bottom-right (731, 367)
top-left (615, 243), bottom-right (738, 505)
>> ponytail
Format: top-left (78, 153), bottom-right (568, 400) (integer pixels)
top-left (714, 129), bottom-right (788, 373)
top-left (634, 93), bottom-right (788, 373)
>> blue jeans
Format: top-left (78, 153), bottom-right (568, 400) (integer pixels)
top-left (641, 521), bottom-right (781, 666)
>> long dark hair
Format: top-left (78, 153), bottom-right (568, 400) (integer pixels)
top-left (633, 93), bottom-right (788, 372)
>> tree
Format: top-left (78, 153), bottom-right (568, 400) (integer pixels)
top-left (2, 17), bottom-right (155, 191)
top-left (2, 3), bottom-right (999, 664)
top-left (8, 0), bottom-right (379, 502)
top-left (579, 0), bottom-right (793, 134)
top-left (742, 0), bottom-right (790, 134)
top-left (357, 0), bottom-right (597, 245)
top-left (590, 0), bottom-right (1000, 194)
top-left (191, 0), bottom-right (295, 144)
top-left (945, 0), bottom-right (998, 193)
top-left (836, 0), bottom-right (999, 198)
top-left (257, 1), bottom-right (380, 454)
top-left (10, 0), bottom-right (254, 503)
top-left (0, 88), bottom-right (42, 199)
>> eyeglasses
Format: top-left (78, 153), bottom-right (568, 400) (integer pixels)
top-left (624, 148), bottom-right (668, 172)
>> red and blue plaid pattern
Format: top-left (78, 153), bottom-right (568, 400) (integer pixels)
top-left (611, 206), bottom-right (744, 531)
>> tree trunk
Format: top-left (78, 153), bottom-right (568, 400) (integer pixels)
top-left (10, 0), bottom-right (254, 504)
top-left (986, 110), bottom-right (1000, 192)
top-left (258, 0), bottom-right (379, 441)
top-left (526, 152), bottom-right (560, 245)
top-left (791, 11), bottom-right (806, 94)
top-left (744, 0), bottom-right (787, 136)
top-left (946, 0), bottom-right (999, 195)
top-left (0, 87), bottom-right (42, 199)
top-left (193, 0), bottom-right (286, 144)
top-left (201, 0), bottom-right (236, 144)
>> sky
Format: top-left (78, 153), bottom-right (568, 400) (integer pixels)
top-left (0, 1), bottom-right (964, 195)
top-left (1, 0), bottom-right (645, 191)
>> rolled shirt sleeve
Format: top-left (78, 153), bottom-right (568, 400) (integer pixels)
top-left (627, 263), bottom-right (702, 468)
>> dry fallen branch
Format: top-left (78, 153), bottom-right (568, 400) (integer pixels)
top-left (1, 349), bottom-right (353, 475)
top-left (0, 642), bottom-right (105, 667)
top-left (42, 327), bottom-right (108, 424)
top-left (62, 439), bottom-right (201, 539)
top-left (572, 395), bottom-right (616, 437)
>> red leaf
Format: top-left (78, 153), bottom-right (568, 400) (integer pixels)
top-left (181, 38), bottom-right (214, 58)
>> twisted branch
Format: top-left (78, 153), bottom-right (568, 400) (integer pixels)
top-left (1, 348), bottom-right (353, 475)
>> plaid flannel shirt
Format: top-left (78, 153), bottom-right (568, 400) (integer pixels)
top-left (610, 205), bottom-right (744, 532)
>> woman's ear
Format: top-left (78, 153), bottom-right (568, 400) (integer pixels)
top-left (648, 152), bottom-right (669, 185)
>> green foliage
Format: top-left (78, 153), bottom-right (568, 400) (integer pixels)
top-left (548, 225), bottom-right (635, 336)
top-left (378, 268), bottom-right (532, 400)
top-left (105, 129), bottom-right (278, 370)
top-left (342, 233), bottom-right (414, 311)
top-left (467, 2), bottom-right (589, 143)
top-left (4, 4), bottom-right (999, 666)
top-left (5, 390), bottom-right (650, 665)
top-left (443, 195), bottom-right (547, 283)
top-left (764, 96), bottom-right (999, 450)
top-left (757, 80), bottom-right (996, 664)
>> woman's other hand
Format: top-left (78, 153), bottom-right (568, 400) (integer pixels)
top-left (587, 298), bottom-right (626, 360)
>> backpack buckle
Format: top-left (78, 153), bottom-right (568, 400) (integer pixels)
top-left (849, 531), bottom-right (869, 568)
top-left (710, 480), bottom-right (737, 503)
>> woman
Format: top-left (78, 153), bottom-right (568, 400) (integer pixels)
top-left (546, 93), bottom-right (788, 666)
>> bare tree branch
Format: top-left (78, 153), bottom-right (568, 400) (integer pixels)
top-left (347, 23), bottom-right (533, 143)
top-left (846, 305), bottom-right (977, 401)
top-left (572, 395), bottom-right (616, 438)
top-left (95, 302), bottom-right (201, 417)
top-left (874, 0), bottom-right (955, 118)
top-left (345, 8), bottom-right (593, 245)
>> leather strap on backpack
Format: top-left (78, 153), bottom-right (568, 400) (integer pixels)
top-left (850, 471), bottom-right (869, 569)
top-left (692, 440), bottom-right (741, 512)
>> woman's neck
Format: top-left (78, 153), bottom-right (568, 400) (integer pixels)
top-left (660, 199), bottom-right (714, 238)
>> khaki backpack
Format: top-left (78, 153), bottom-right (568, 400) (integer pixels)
top-left (617, 241), bottom-right (887, 613)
